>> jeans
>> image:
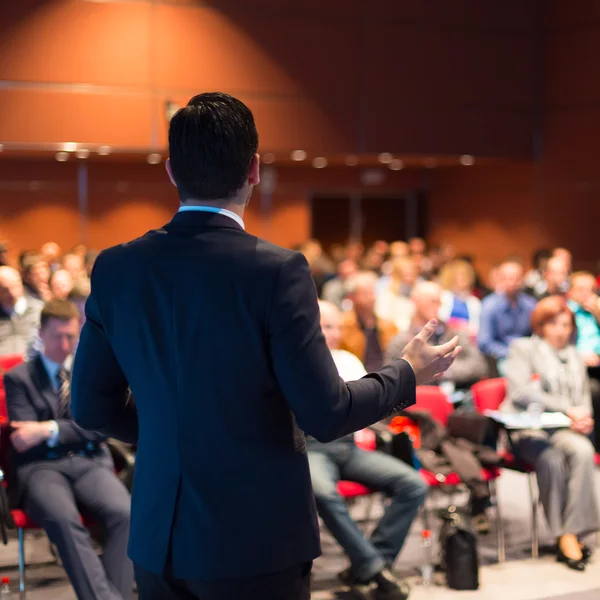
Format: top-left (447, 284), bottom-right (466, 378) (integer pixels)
top-left (308, 439), bottom-right (427, 581)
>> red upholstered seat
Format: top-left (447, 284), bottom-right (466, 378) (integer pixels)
top-left (337, 481), bottom-right (372, 498)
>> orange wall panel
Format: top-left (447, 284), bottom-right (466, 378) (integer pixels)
top-left (0, 89), bottom-right (153, 146)
top-left (0, 0), bottom-right (151, 87)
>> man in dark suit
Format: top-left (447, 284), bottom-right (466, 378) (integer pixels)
top-left (70, 92), bottom-right (460, 600)
top-left (4, 300), bottom-right (132, 600)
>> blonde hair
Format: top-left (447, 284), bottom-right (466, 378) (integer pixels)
top-left (439, 259), bottom-right (475, 292)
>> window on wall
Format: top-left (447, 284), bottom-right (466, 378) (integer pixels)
top-left (310, 192), bottom-right (427, 250)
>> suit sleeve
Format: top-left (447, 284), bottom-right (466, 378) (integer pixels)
top-left (70, 256), bottom-right (138, 444)
top-left (268, 252), bottom-right (416, 443)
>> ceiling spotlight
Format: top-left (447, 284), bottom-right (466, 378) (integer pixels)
top-left (75, 149), bottom-right (90, 159)
top-left (424, 157), bottom-right (437, 168)
top-left (312, 157), bottom-right (328, 169)
top-left (262, 152), bottom-right (276, 164)
top-left (98, 146), bottom-right (111, 156)
top-left (55, 152), bottom-right (69, 162)
top-left (459, 154), bottom-right (475, 166)
top-left (290, 150), bottom-right (307, 162)
top-left (378, 152), bottom-right (393, 164)
top-left (63, 142), bottom-right (77, 152)
top-left (147, 153), bottom-right (162, 165)
top-left (389, 159), bottom-right (404, 171)
top-left (345, 155), bottom-right (358, 166)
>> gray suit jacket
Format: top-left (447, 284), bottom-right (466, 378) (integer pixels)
top-left (502, 336), bottom-right (591, 414)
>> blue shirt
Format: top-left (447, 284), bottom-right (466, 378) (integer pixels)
top-left (478, 292), bottom-right (536, 359)
top-left (568, 300), bottom-right (600, 354)
top-left (450, 297), bottom-right (470, 323)
top-left (178, 205), bottom-right (245, 229)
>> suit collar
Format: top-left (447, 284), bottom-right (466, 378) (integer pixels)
top-left (165, 210), bottom-right (245, 233)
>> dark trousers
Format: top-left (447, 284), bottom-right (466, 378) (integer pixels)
top-left (22, 455), bottom-right (133, 600)
top-left (134, 561), bottom-right (312, 600)
top-left (588, 368), bottom-right (600, 452)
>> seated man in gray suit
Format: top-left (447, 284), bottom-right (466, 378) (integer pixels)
top-left (4, 299), bottom-right (133, 600)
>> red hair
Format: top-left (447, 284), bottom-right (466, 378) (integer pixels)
top-left (530, 295), bottom-right (575, 336)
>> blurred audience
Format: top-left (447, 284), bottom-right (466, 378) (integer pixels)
top-left (309, 301), bottom-right (424, 599)
top-left (321, 260), bottom-right (358, 309)
top-left (524, 248), bottom-right (552, 291)
top-left (340, 272), bottom-right (397, 372)
top-left (568, 272), bottom-right (600, 368)
top-left (0, 242), bottom-right (9, 268)
top-left (40, 241), bottom-right (62, 273)
top-left (386, 281), bottom-right (488, 392)
top-left (21, 254), bottom-right (52, 303)
top-left (503, 296), bottom-right (599, 571)
top-left (375, 258), bottom-right (417, 333)
top-left (0, 266), bottom-right (43, 357)
top-left (438, 259), bottom-right (482, 336)
top-left (49, 269), bottom-right (74, 301)
top-left (553, 248), bottom-right (573, 273)
top-left (478, 260), bottom-right (536, 373)
top-left (62, 252), bottom-right (86, 284)
top-left (527, 256), bottom-right (570, 301)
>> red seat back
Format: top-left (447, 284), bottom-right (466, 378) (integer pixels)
top-left (0, 354), bottom-right (24, 421)
top-left (471, 378), bottom-right (507, 413)
top-left (407, 386), bottom-right (453, 426)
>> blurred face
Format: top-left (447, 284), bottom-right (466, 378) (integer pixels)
top-left (320, 305), bottom-right (341, 350)
top-left (553, 248), bottom-right (572, 271)
top-left (0, 269), bottom-right (24, 309)
top-left (352, 280), bottom-right (377, 313)
top-left (569, 275), bottom-right (596, 306)
top-left (28, 261), bottom-right (50, 287)
top-left (409, 238), bottom-right (426, 256)
top-left (413, 288), bottom-right (442, 322)
top-left (40, 317), bottom-right (79, 364)
top-left (62, 255), bottom-right (84, 280)
top-left (373, 240), bottom-right (388, 256)
top-left (399, 261), bottom-right (418, 285)
top-left (541, 311), bottom-right (573, 350)
top-left (390, 241), bottom-right (409, 258)
top-left (41, 242), bottom-right (60, 264)
top-left (338, 260), bottom-right (357, 280)
top-left (453, 268), bottom-right (472, 293)
top-left (545, 258), bottom-right (569, 291)
top-left (500, 263), bottom-right (524, 297)
top-left (50, 270), bottom-right (73, 300)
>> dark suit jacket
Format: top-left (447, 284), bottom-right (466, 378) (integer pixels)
top-left (3, 356), bottom-right (108, 506)
top-left (70, 210), bottom-right (416, 580)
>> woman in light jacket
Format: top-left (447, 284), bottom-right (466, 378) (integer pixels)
top-left (503, 296), bottom-right (600, 571)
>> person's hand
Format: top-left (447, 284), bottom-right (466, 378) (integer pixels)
top-left (583, 294), bottom-right (600, 319)
top-left (567, 409), bottom-right (594, 436)
top-left (582, 352), bottom-right (600, 367)
top-left (401, 319), bottom-right (462, 385)
top-left (10, 421), bottom-right (52, 453)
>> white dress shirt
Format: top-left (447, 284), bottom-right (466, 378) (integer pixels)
top-left (40, 353), bottom-right (69, 447)
top-left (330, 349), bottom-right (367, 382)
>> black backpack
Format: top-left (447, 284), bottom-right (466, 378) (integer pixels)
top-left (439, 509), bottom-right (479, 590)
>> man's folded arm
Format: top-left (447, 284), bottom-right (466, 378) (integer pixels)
top-left (71, 272), bottom-right (138, 445)
top-left (268, 252), bottom-right (415, 443)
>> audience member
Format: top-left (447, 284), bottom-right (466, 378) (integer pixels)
top-left (4, 300), bottom-right (133, 598)
top-left (49, 269), bottom-right (74, 301)
top-left (321, 259), bottom-right (358, 309)
top-left (0, 266), bottom-right (43, 357)
top-left (478, 260), bottom-right (536, 373)
top-left (386, 282), bottom-right (488, 392)
top-left (408, 237), bottom-right (426, 257)
top-left (21, 254), bottom-right (52, 303)
top-left (309, 301), bottom-right (425, 599)
top-left (62, 252), bottom-right (86, 284)
top-left (40, 242), bottom-right (62, 273)
top-left (84, 250), bottom-right (100, 278)
top-left (524, 248), bottom-right (552, 291)
top-left (301, 239), bottom-right (335, 296)
top-left (503, 296), bottom-right (599, 571)
top-left (340, 272), bottom-right (397, 372)
top-left (375, 258), bottom-right (417, 332)
top-left (527, 256), bottom-right (569, 301)
top-left (553, 247), bottom-right (573, 273)
top-left (380, 241), bottom-right (409, 277)
top-left (567, 272), bottom-right (600, 367)
top-left (438, 259), bottom-right (482, 335)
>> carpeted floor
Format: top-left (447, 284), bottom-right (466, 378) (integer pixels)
top-left (0, 469), bottom-right (599, 599)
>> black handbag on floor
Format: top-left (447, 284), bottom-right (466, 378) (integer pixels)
top-left (439, 509), bottom-right (479, 590)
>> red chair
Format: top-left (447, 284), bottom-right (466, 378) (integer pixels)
top-left (408, 386), bottom-right (506, 562)
top-left (336, 429), bottom-right (377, 530)
top-left (0, 355), bottom-right (25, 420)
top-left (472, 378), bottom-right (543, 558)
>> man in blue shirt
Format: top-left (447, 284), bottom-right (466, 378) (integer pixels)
top-left (568, 272), bottom-right (600, 366)
top-left (478, 261), bottom-right (536, 372)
